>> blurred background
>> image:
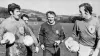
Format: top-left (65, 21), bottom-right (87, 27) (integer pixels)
top-left (0, 0), bottom-right (100, 56)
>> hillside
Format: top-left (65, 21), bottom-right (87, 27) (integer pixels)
top-left (0, 7), bottom-right (10, 18)
top-left (0, 7), bottom-right (99, 23)
top-left (0, 7), bottom-right (46, 21)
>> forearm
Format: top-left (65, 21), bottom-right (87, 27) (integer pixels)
top-left (39, 35), bottom-right (44, 45)
top-left (39, 27), bottom-right (44, 45)
top-left (59, 27), bottom-right (65, 41)
top-left (71, 34), bottom-right (79, 41)
top-left (59, 33), bottom-right (65, 41)
top-left (0, 27), bottom-right (6, 42)
top-left (95, 40), bottom-right (100, 49)
top-left (25, 26), bottom-right (38, 46)
top-left (32, 35), bottom-right (38, 46)
top-left (92, 40), bottom-right (100, 56)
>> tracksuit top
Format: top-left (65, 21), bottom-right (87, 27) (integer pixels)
top-left (39, 21), bottom-right (65, 45)
top-left (72, 16), bottom-right (100, 47)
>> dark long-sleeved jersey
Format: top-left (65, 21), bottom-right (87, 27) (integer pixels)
top-left (39, 22), bottom-right (65, 45)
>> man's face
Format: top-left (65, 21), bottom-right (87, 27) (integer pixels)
top-left (47, 13), bottom-right (55, 24)
top-left (79, 6), bottom-right (89, 19)
top-left (23, 17), bottom-right (28, 23)
top-left (12, 9), bottom-right (20, 19)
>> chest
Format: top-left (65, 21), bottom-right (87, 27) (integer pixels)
top-left (44, 24), bottom-right (61, 35)
top-left (4, 21), bottom-right (25, 34)
top-left (78, 21), bottom-right (97, 34)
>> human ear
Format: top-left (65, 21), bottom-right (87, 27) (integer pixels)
top-left (10, 11), bottom-right (13, 15)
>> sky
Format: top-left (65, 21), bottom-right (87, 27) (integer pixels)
top-left (0, 0), bottom-right (100, 15)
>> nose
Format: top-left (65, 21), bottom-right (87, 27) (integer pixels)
top-left (18, 12), bottom-right (21, 15)
top-left (48, 19), bottom-right (52, 21)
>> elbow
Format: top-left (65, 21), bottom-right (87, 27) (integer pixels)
top-left (96, 40), bottom-right (100, 49)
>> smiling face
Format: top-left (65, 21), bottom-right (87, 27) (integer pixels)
top-left (10, 9), bottom-right (21, 19)
top-left (47, 13), bottom-right (55, 24)
top-left (23, 17), bottom-right (28, 23)
top-left (79, 6), bottom-right (87, 19)
top-left (79, 6), bottom-right (91, 20)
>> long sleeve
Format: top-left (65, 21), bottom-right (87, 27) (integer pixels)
top-left (95, 19), bottom-right (100, 49)
top-left (96, 20), bottom-right (100, 40)
top-left (0, 24), bottom-right (6, 41)
top-left (58, 26), bottom-right (66, 40)
top-left (24, 22), bottom-right (38, 46)
top-left (39, 25), bottom-right (44, 45)
top-left (71, 20), bottom-right (79, 41)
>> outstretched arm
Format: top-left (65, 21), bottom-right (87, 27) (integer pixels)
top-left (0, 24), bottom-right (6, 44)
top-left (71, 20), bottom-right (79, 41)
top-left (39, 26), bottom-right (44, 45)
top-left (92, 19), bottom-right (100, 56)
top-left (23, 21), bottom-right (38, 46)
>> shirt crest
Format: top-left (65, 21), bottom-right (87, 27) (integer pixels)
top-left (88, 25), bottom-right (95, 34)
top-left (56, 30), bottom-right (59, 34)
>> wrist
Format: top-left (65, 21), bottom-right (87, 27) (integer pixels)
top-left (40, 44), bottom-right (44, 46)
top-left (95, 48), bottom-right (99, 51)
top-left (95, 47), bottom-right (100, 50)
top-left (41, 44), bottom-right (44, 46)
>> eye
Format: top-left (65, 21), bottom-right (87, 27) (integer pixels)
top-left (84, 12), bottom-right (88, 15)
top-left (79, 10), bottom-right (82, 13)
top-left (48, 17), bottom-right (50, 18)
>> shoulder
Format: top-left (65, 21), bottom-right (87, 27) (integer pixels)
top-left (92, 15), bottom-right (98, 21)
top-left (75, 20), bottom-right (83, 26)
top-left (19, 19), bottom-right (26, 25)
top-left (55, 21), bottom-right (62, 28)
top-left (41, 22), bottom-right (48, 27)
top-left (19, 19), bottom-right (25, 23)
top-left (3, 17), bottom-right (10, 22)
top-left (0, 18), bottom-right (5, 24)
top-left (93, 16), bottom-right (100, 26)
top-left (1, 17), bottom-right (10, 26)
top-left (90, 16), bottom-right (99, 25)
top-left (55, 21), bottom-right (61, 25)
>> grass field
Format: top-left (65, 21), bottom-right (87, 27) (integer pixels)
top-left (0, 22), bottom-right (100, 56)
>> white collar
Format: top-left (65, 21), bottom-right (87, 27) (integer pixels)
top-left (47, 21), bottom-right (55, 25)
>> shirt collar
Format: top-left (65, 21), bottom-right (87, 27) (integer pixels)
top-left (47, 21), bottom-right (56, 25)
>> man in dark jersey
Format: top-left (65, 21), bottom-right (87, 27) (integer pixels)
top-left (69, 3), bottom-right (100, 56)
top-left (21, 14), bottom-right (39, 56)
top-left (0, 3), bottom-right (38, 56)
top-left (39, 11), bottom-right (65, 56)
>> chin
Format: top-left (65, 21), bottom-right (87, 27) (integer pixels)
top-left (16, 17), bottom-right (20, 19)
top-left (50, 22), bottom-right (53, 24)
top-left (16, 18), bottom-right (20, 20)
top-left (14, 16), bottom-right (19, 19)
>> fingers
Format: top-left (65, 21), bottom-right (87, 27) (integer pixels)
top-left (35, 47), bottom-right (39, 53)
top-left (41, 44), bottom-right (45, 50)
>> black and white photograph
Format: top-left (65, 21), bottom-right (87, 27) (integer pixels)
top-left (0, 0), bottom-right (100, 56)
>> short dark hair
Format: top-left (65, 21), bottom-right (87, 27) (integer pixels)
top-left (79, 3), bottom-right (92, 15)
top-left (8, 3), bottom-right (21, 15)
top-left (21, 14), bottom-right (29, 19)
top-left (46, 11), bottom-right (56, 17)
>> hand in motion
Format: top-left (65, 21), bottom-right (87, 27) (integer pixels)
top-left (35, 46), bottom-right (39, 53)
top-left (41, 44), bottom-right (45, 50)
top-left (92, 49), bottom-right (99, 56)
top-left (54, 40), bottom-right (61, 46)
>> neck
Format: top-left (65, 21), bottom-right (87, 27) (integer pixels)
top-left (47, 21), bottom-right (55, 25)
top-left (87, 14), bottom-right (91, 19)
top-left (10, 15), bottom-right (15, 21)
top-left (84, 14), bottom-right (92, 22)
top-left (11, 15), bottom-right (19, 21)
